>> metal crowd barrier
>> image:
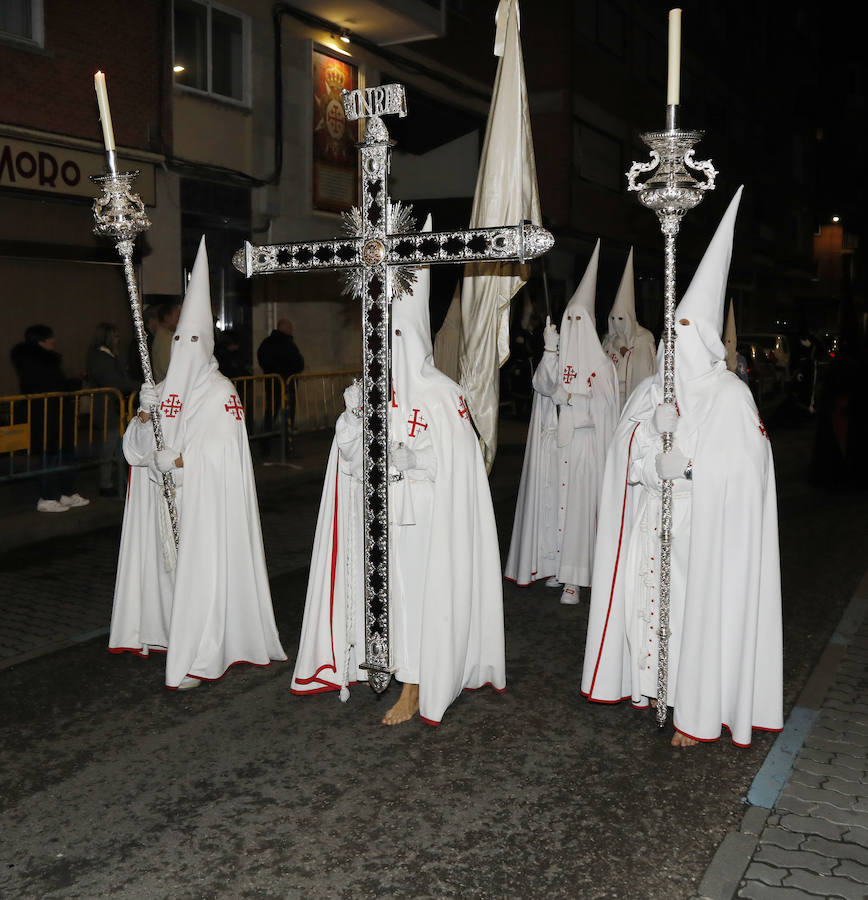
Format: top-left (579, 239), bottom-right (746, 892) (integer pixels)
top-left (125, 373), bottom-right (289, 462)
top-left (286, 369), bottom-right (361, 454)
top-left (1, 371), bottom-right (362, 483)
top-left (0, 387), bottom-right (126, 483)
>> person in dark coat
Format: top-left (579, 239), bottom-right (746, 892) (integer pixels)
top-left (257, 319), bottom-right (304, 427)
top-left (86, 322), bottom-right (137, 496)
top-left (257, 319), bottom-right (304, 378)
top-left (10, 324), bottom-right (89, 512)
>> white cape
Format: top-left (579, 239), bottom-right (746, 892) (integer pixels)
top-left (503, 363), bottom-right (559, 585)
top-left (293, 235), bottom-right (505, 724)
top-left (580, 369), bottom-right (783, 746)
top-left (601, 329), bottom-right (657, 406)
top-left (109, 369), bottom-right (287, 686)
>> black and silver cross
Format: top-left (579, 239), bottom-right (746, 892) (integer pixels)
top-left (233, 83), bottom-right (553, 694)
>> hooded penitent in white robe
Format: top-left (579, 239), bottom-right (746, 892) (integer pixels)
top-left (109, 238), bottom-right (287, 687)
top-left (506, 242), bottom-right (618, 592)
top-left (292, 217), bottom-right (506, 725)
top-left (581, 188), bottom-right (783, 747)
top-left (601, 248), bottom-right (657, 407)
top-left (503, 371), bottom-right (559, 586)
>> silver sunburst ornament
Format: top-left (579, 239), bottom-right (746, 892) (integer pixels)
top-left (340, 201), bottom-right (418, 300)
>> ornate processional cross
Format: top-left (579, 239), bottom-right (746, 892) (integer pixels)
top-left (233, 83), bottom-right (553, 694)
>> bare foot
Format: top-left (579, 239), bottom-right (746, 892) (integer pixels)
top-left (671, 731), bottom-right (699, 748)
top-left (382, 682), bottom-right (419, 725)
top-left (649, 698), bottom-right (658, 709)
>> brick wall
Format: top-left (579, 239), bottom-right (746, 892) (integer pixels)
top-left (0, 0), bottom-right (170, 153)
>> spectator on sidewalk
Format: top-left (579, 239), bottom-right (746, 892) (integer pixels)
top-left (215, 329), bottom-right (251, 379)
top-left (10, 324), bottom-right (89, 513)
top-left (86, 322), bottom-right (137, 497)
top-left (257, 318), bottom-right (305, 431)
top-left (257, 319), bottom-right (304, 379)
top-left (151, 301), bottom-right (181, 384)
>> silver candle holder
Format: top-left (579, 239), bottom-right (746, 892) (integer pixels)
top-left (626, 104), bottom-right (717, 727)
top-left (90, 165), bottom-right (179, 549)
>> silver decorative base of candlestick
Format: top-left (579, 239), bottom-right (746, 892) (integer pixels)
top-left (91, 169), bottom-right (178, 550)
top-left (626, 110), bottom-right (716, 728)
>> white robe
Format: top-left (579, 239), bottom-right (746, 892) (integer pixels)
top-left (581, 368), bottom-right (783, 746)
top-left (109, 368), bottom-right (287, 687)
top-left (503, 362), bottom-right (559, 585)
top-left (292, 383), bottom-right (506, 724)
top-left (602, 328), bottom-right (657, 408)
top-left (293, 232), bottom-right (505, 724)
top-left (510, 348), bottom-right (618, 587)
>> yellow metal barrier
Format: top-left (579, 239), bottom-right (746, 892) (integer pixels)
top-left (287, 369), bottom-right (362, 437)
top-left (0, 387), bottom-right (125, 483)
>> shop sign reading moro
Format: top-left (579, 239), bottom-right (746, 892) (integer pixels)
top-left (0, 136), bottom-right (155, 204)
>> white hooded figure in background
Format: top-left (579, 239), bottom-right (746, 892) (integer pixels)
top-left (581, 188), bottom-right (783, 748)
top-left (723, 300), bottom-right (750, 386)
top-left (507, 241), bottom-right (618, 602)
top-left (601, 247), bottom-right (657, 407)
top-left (109, 237), bottom-right (287, 689)
top-left (292, 216), bottom-right (506, 726)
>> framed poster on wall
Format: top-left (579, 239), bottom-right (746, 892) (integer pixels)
top-left (312, 49), bottom-right (358, 213)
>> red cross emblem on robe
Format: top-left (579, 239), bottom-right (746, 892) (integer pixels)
top-left (225, 395), bottom-right (244, 420)
top-left (563, 365), bottom-right (577, 384)
top-left (160, 393), bottom-right (183, 418)
top-left (457, 395), bottom-right (469, 419)
top-left (391, 386), bottom-right (399, 408)
top-left (758, 418), bottom-right (769, 440)
top-left (407, 408), bottom-right (428, 437)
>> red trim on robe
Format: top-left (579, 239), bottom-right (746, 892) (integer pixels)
top-left (504, 574), bottom-right (552, 587)
top-left (586, 423), bottom-right (640, 700)
top-left (674, 721), bottom-right (783, 749)
top-left (294, 464), bottom-right (342, 686)
top-left (291, 680), bottom-right (359, 696)
top-left (463, 682), bottom-right (506, 694)
top-left (164, 656), bottom-right (282, 689)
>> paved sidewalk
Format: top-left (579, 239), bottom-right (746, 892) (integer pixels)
top-left (696, 569), bottom-right (868, 900)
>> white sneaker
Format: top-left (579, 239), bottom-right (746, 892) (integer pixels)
top-left (178, 676), bottom-right (201, 691)
top-left (560, 584), bottom-right (580, 605)
top-left (545, 576), bottom-right (561, 588)
top-left (59, 493), bottom-right (90, 508)
top-left (36, 498), bottom-right (69, 513)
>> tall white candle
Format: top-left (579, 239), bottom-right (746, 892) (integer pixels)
top-left (93, 71), bottom-right (116, 152)
top-left (667, 9), bottom-right (682, 106)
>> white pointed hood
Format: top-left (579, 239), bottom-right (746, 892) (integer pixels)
top-left (723, 300), bottom-right (738, 372)
top-left (558, 240), bottom-right (607, 396)
top-left (670, 186), bottom-right (743, 377)
top-left (653, 187), bottom-right (743, 417)
top-left (158, 236), bottom-right (217, 448)
top-left (607, 247), bottom-right (639, 344)
top-left (392, 215), bottom-right (434, 393)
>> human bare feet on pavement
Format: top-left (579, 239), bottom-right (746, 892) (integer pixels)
top-left (671, 731), bottom-right (698, 748)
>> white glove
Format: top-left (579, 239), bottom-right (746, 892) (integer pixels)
top-left (552, 384), bottom-right (570, 406)
top-left (390, 442), bottom-right (417, 472)
top-left (139, 382), bottom-right (159, 410)
top-left (155, 447), bottom-right (181, 473)
top-left (655, 448), bottom-right (690, 480)
top-left (343, 381), bottom-right (361, 416)
top-left (543, 317), bottom-right (559, 352)
top-left (652, 403), bottom-right (679, 435)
